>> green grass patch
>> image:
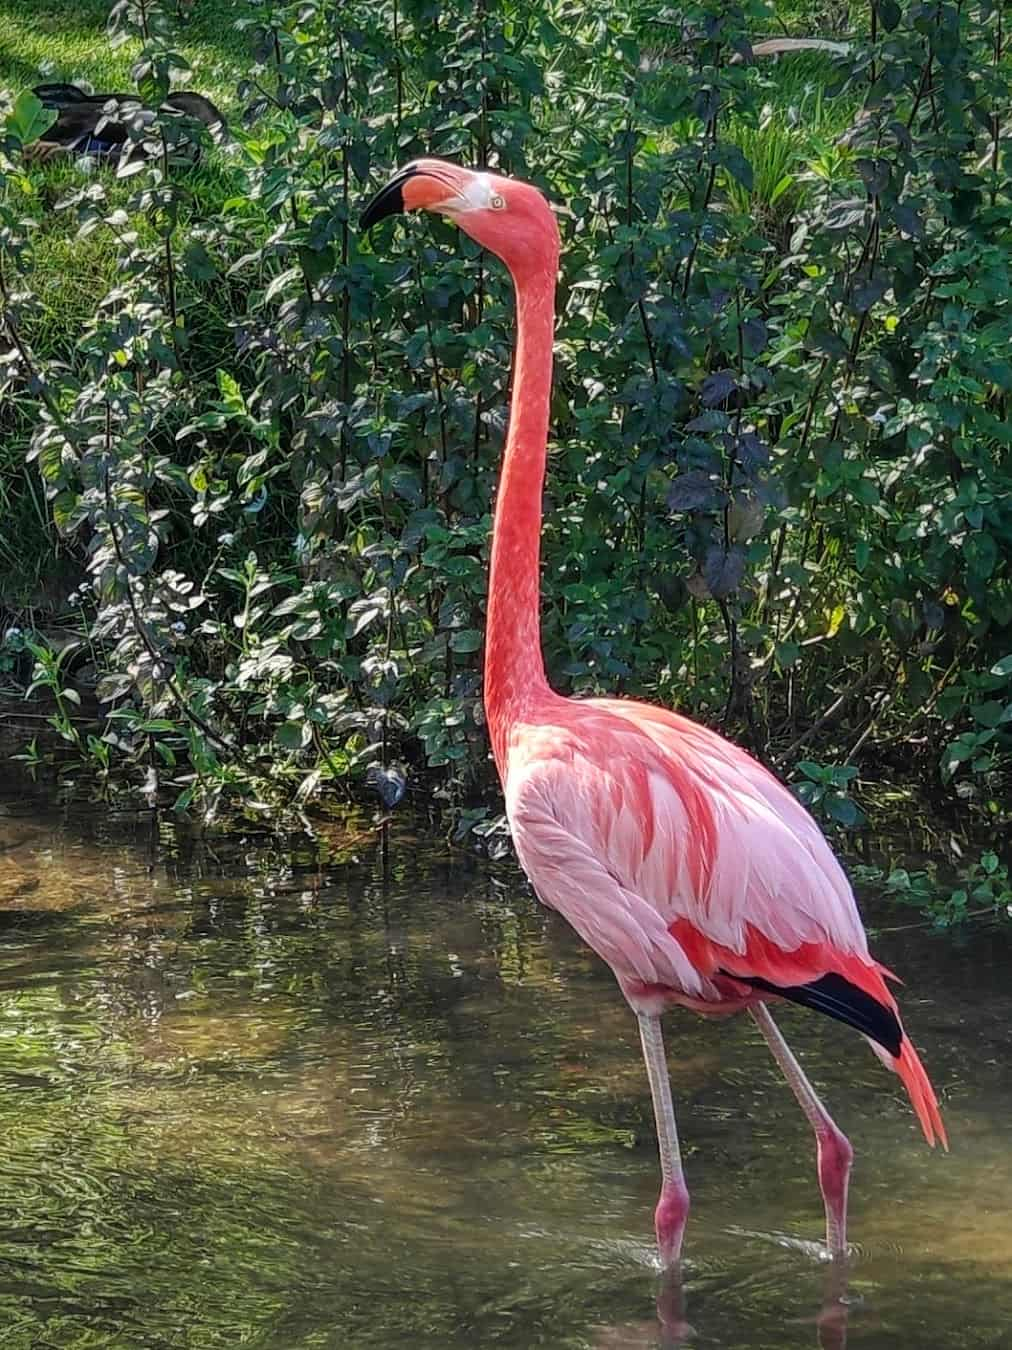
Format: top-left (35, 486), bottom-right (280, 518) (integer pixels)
top-left (0, 0), bottom-right (247, 109)
top-left (748, 50), bottom-right (858, 133)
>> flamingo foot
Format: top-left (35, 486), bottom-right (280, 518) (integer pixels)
top-left (816, 1123), bottom-right (853, 1258)
top-left (654, 1177), bottom-right (691, 1267)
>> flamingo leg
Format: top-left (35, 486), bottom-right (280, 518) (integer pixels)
top-left (750, 1003), bottom-right (853, 1259)
top-left (637, 1013), bottom-right (690, 1265)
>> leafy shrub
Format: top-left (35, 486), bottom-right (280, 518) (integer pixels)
top-left (1, 0), bottom-right (1010, 826)
top-left (854, 849), bottom-right (1012, 928)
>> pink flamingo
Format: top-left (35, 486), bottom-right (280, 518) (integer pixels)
top-left (362, 160), bottom-right (946, 1266)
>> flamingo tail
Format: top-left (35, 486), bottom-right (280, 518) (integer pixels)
top-left (668, 919), bottom-right (947, 1149)
top-left (871, 1033), bottom-right (948, 1151)
top-left (742, 963), bottom-right (947, 1150)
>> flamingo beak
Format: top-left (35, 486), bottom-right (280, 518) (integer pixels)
top-left (360, 160), bottom-right (472, 231)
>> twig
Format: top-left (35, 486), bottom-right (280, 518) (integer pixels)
top-left (774, 659), bottom-right (881, 768)
top-left (842, 654), bottom-right (905, 761)
top-left (101, 440), bottom-right (236, 757)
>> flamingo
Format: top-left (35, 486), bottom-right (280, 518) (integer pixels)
top-left (361, 159), bottom-right (946, 1266)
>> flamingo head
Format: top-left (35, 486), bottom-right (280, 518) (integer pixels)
top-left (360, 158), bottom-right (559, 274)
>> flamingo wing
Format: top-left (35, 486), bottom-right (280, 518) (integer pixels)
top-left (505, 696), bottom-right (946, 1146)
top-left (506, 697), bottom-right (868, 973)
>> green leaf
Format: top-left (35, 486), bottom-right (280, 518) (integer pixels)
top-left (826, 795), bottom-right (860, 827)
top-left (96, 674), bottom-right (134, 703)
top-left (450, 630), bottom-right (482, 654)
top-left (348, 598), bottom-right (386, 636)
top-left (797, 761), bottom-right (829, 782)
top-left (768, 174), bottom-right (794, 206)
top-left (971, 701), bottom-right (1004, 729)
top-left (893, 202), bottom-right (924, 238)
top-left (276, 720), bottom-right (311, 750)
top-left (963, 532), bottom-right (998, 579)
top-left (182, 241), bottom-right (218, 282)
top-left (717, 144), bottom-right (753, 192)
top-left (52, 490), bottom-right (83, 532)
top-left (264, 267), bottom-right (301, 302)
top-left (6, 91), bottom-right (57, 146)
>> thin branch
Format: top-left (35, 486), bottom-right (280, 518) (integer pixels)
top-left (843, 654), bottom-right (905, 762)
top-left (101, 441), bottom-right (236, 757)
top-left (774, 660), bottom-right (882, 768)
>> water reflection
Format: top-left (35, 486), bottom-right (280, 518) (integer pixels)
top-left (0, 786), bottom-right (1009, 1348)
top-left (590, 1260), bottom-right (854, 1349)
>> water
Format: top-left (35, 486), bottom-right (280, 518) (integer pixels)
top-left (0, 788), bottom-right (1009, 1349)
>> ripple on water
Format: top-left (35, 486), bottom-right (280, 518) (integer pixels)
top-left (0, 794), bottom-right (1009, 1348)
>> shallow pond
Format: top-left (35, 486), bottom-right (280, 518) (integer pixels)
top-left (0, 787), bottom-right (1009, 1349)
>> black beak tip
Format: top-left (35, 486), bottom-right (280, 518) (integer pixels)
top-left (360, 165), bottom-right (418, 232)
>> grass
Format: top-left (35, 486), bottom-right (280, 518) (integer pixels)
top-left (11, 151), bottom-right (238, 355)
top-left (0, 3), bottom-right (250, 601)
top-left (749, 50), bottom-right (858, 131)
top-left (0, 0), bottom-right (249, 349)
top-left (767, 0), bottom-right (859, 36)
top-left (0, 0), bottom-right (246, 108)
top-left (718, 63), bottom-right (859, 235)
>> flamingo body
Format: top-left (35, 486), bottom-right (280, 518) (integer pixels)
top-left (361, 157), bottom-right (946, 1265)
top-left (503, 689), bottom-right (944, 1147)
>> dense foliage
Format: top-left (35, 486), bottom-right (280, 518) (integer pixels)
top-left (1, 0), bottom-right (1010, 832)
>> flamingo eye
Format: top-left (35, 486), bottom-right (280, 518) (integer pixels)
top-left (489, 193), bottom-right (506, 211)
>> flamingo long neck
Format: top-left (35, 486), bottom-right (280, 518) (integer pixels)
top-left (485, 251), bottom-right (558, 773)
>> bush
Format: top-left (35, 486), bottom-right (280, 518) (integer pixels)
top-left (1, 0), bottom-right (1010, 825)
